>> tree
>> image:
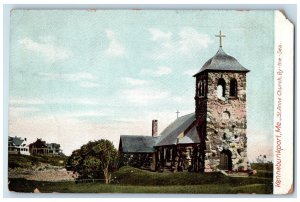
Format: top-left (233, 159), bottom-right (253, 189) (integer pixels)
top-left (67, 139), bottom-right (118, 184)
top-left (255, 154), bottom-right (267, 163)
top-left (92, 140), bottom-right (117, 184)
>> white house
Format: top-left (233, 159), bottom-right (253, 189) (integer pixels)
top-left (8, 136), bottom-right (30, 155)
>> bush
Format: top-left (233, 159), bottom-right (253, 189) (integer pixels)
top-left (8, 154), bottom-right (68, 169)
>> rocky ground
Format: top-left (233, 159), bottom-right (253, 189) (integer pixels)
top-left (8, 163), bottom-right (77, 182)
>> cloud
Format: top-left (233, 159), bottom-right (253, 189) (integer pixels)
top-left (104, 29), bottom-right (125, 57)
top-left (9, 100), bottom-right (109, 123)
top-left (122, 88), bottom-right (170, 105)
top-left (19, 37), bottom-right (72, 62)
top-left (149, 27), bottom-right (212, 59)
top-left (122, 77), bottom-right (148, 86)
top-left (10, 97), bottom-right (109, 122)
top-left (183, 68), bottom-right (199, 76)
top-left (173, 96), bottom-right (184, 103)
top-left (177, 27), bottom-right (212, 55)
top-left (39, 72), bottom-right (100, 88)
top-left (64, 72), bottom-right (97, 81)
top-left (155, 66), bottom-right (172, 76)
top-left (73, 99), bottom-right (99, 105)
top-left (10, 98), bottom-right (45, 105)
top-left (79, 82), bottom-right (100, 88)
top-left (39, 72), bottom-right (97, 82)
top-left (10, 97), bottom-right (101, 106)
top-left (149, 28), bottom-right (172, 41)
top-left (9, 106), bottom-right (40, 117)
top-left (141, 66), bottom-right (172, 77)
top-left (62, 111), bottom-right (107, 118)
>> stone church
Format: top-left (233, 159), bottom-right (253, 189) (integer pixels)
top-left (119, 31), bottom-right (250, 172)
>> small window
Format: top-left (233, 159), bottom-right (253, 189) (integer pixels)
top-left (198, 80), bottom-right (207, 97)
top-left (197, 81), bottom-right (202, 97)
top-left (230, 78), bottom-right (238, 97)
top-left (222, 111), bottom-right (231, 120)
top-left (217, 78), bottom-right (226, 99)
top-left (202, 80), bottom-right (206, 96)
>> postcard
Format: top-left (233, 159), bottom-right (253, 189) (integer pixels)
top-left (7, 9), bottom-right (294, 195)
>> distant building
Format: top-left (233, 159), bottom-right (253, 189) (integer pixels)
top-left (29, 138), bottom-right (48, 155)
top-left (47, 143), bottom-right (62, 155)
top-left (29, 138), bottom-right (62, 155)
top-left (8, 136), bottom-right (30, 155)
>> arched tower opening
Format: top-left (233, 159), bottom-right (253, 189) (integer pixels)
top-left (217, 78), bottom-right (226, 99)
top-left (229, 78), bottom-right (238, 97)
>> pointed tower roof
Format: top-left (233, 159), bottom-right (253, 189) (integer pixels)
top-left (193, 48), bottom-right (249, 76)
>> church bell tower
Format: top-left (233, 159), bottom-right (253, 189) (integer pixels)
top-left (194, 31), bottom-right (250, 172)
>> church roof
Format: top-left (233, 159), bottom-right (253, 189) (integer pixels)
top-left (194, 48), bottom-right (249, 76)
top-left (119, 113), bottom-right (202, 152)
top-left (177, 124), bottom-right (201, 144)
top-left (119, 135), bottom-right (157, 153)
top-left (155, 113), bottom-right (200, 147)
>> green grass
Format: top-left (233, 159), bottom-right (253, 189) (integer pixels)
top-left (112, 166), bottom-right (273, 187)
top-left (8, 178), bottom-right (272, 194)
top-left (251, 163), bottom-right (273, 171)
top-left (8, 154), bottom-right (68, 169)
top-left (8, 160), bottom-right (273, 194)
top-left (8, 165), bottom-right (273, 194)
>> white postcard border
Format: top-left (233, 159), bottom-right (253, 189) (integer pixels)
top-left (273, 11), bottom-right (294, 194)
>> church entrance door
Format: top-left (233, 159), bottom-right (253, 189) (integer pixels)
top-left (219, 150), bottom-right (232, 171)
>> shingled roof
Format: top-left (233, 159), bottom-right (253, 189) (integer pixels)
top-left (119, 113), bottom-right (203, 152)
top-left (119, 135), bottom-right (157, 153)
top-left (8, 136), bottom-right (26, 147)
top-left (194, 48), bottom-right (249, 76)
top-left (155, 113), bottom-right (198, 147)
top-left (177, 124), bottom-right (201, 144)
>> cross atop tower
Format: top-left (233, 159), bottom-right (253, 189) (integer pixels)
top-left (176, 110), bottom-right (180, 119)
top-left (215, 30), bottom-right (226, 48)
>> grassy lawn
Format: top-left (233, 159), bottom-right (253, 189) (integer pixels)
top-left (8, 179), bottom-right (272, 194)
top-left (8, 165), bottom-right (273, 194)
top-left (111, 166), bottom-right (272, 186)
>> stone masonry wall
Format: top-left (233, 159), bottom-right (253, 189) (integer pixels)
top-left (204, 72), bottom-right (248, 172)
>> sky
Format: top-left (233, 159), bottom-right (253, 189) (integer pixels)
top-left (9, 10), bottom-right (274, 161)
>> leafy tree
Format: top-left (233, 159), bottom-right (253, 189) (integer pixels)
top-left (67, 139), bottom-right (118, 184)
top-left (255, 154), bottom-right (267, 163)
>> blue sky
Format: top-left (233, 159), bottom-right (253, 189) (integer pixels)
top-left (9, 10), bottom-right (274, 160)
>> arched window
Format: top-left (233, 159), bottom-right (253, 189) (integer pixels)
top-left (202, 80), bottom-right (206, 96)
top-left (197, 81), bottom-right (202, 97)
top-left (217, 78), bottom-right (226, 99)
top-left (197, 80), bottom-right (207, 97)
top-left (230, 79), bottom-right (238, 97)
top-left (222, 111), bottom-right (231, 120)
